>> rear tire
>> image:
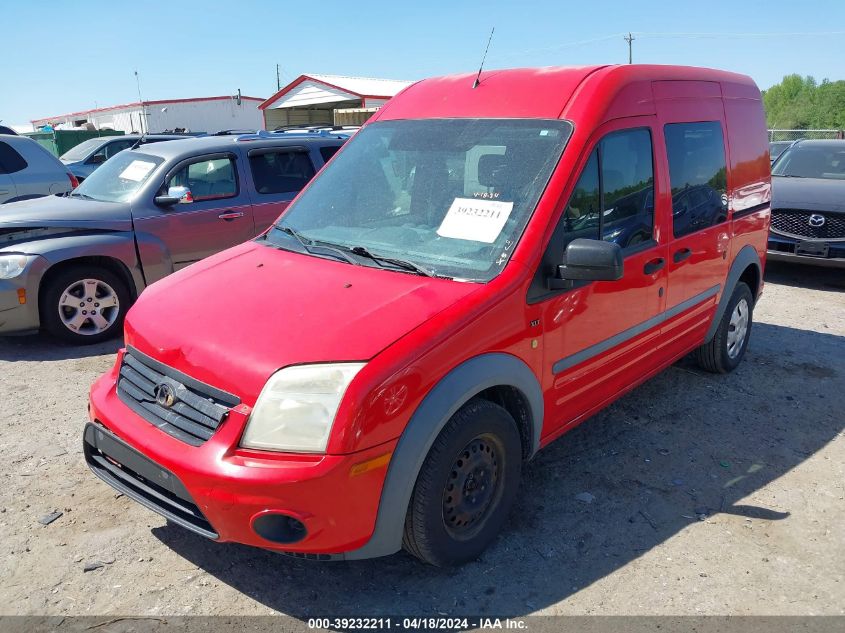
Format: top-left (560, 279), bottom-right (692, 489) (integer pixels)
top-left (41, 265), bottom-right (130, 344)
top-left (402, 398), bottom-right (522, 566)
top-left (694, 282), bottom-right (753, 374)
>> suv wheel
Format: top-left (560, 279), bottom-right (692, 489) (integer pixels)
top-left (403, 398), bottom-right (522, 566)
top-left (41, 266), bottom-right (130, 344)
top-left (694, 282), bottom-right (753, 374)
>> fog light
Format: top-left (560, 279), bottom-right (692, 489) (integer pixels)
top-left (252, 513), bottom-right (307, 544)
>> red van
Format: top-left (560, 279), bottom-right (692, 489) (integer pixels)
top-left (84, 65), bottom-right (771, 566)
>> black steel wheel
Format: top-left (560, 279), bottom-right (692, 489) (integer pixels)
top-left (403, 398), bottom-right (522, 566)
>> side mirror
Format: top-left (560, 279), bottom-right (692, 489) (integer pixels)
top-left (549, 238), bottom-right (623, 290)
top-left (154, 185), bottom-right (192, 207)
top-left (89, 153), bottom-right (107, 165)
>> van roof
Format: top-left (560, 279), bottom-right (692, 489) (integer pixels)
top-left (374, 64), bottom-right (759, 122)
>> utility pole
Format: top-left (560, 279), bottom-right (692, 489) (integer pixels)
top-left (624, 32), bottom-right (635, 64)
top-left (276, 64), bottom-right (281, 91)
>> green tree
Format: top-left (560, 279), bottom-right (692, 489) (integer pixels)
top-left (762, 74), bottom-right (845, 129)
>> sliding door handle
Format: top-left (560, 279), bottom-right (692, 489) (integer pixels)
top-left (673, 247), bottom-right (692, 263)
top-left (643, 257), bottom-right (665, 275)
top-left (218, 211), bottom-right (244, 220)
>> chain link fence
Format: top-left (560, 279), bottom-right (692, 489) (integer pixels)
top-left (768, 129), bottom-right (844, 141)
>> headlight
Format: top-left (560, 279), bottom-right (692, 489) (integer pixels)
top-left (0, 254), bottom-right (28, 280)
top-left (240, 363), bottom-right (366, 453)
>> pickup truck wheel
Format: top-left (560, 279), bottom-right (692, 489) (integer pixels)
top-left (402, 398), bottom-right (522, 566)
top-left (694, 282), bottom-right (753, 374)
top-left (41, 266), bottom-right (129, 344)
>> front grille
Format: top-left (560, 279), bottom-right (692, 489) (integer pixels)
top-left (84, 423), bottom-right (217, 539)
top-left (117, 346), bottom-right (239, 446)
top-left (771, 209), bottom-right (845, 240)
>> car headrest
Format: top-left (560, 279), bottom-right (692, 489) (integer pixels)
top-left (478, 154), bottom-right (508, 188)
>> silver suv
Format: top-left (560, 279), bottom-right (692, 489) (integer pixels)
top-left (0, 132), bottom-right (347, 344)
top-left (0, 134), bottom-right (76, 204)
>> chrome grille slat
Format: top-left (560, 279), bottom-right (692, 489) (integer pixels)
top-left (116, 349), bottom-right (239, 445)
top-left (771, 209), bottom-right (845, 240)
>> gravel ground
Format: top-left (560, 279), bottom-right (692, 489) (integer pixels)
top-left (0, 261), bottom-right (842, 617)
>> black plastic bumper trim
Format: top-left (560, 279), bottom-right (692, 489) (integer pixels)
top-left (83, 423), bottom-right (218, 540)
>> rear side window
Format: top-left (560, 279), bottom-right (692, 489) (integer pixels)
top-left (249, 150), bottom-right (315, 195)
top-left (0, 141), bottom-right (28, 174)
top-left (320, 146), bottom-right (341, 163)
top-left (560, 128), bottom-right (654, 250)
top-left (664, 122), bottom-right (728, 238)
top-left (169, 156), bottom-right (238, 202)
top-left (103, 140), bottom-right (134, 159)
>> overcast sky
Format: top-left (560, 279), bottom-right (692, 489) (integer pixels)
top-left (4, 0), bottom-right (844, 128)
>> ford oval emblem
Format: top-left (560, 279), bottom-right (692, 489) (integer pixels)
top-left (808, 214), bottom-right (826, 228)
top-left (154, 383), bottom-right (177, 408)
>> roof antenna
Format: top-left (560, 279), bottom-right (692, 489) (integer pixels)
top-left (472, 27), bottom-right (495, 89)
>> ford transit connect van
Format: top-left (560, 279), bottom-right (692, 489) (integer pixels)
top-left (84, 65), bottom-right (771, 566)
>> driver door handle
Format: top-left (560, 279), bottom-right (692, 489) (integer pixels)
top-left (643, 257), bottom-right (665, 275)
top-left (218, 211), bottom-right (244, 220)
top-left (673, 247), bottom-right (692, 263)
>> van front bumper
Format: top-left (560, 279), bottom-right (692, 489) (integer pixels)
top-left (86, 363), bottom-right (395, 558)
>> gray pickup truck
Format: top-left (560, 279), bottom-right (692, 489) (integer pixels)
top-left (0, 133), bottom-right (346, 343)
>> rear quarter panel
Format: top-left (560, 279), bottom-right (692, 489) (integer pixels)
top-left (16, 139), bottom-right (72, 197)
top-left (722, 82), bottom-right (771, 295)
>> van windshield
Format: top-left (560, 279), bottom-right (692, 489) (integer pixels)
top-left (266, 118), bottom-right (572, 281)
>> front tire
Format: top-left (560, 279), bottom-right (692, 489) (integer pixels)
top-left (41, 266), bottom-right (130, 344)
top-left (694, 282), bottom-right (753, 373)
top-left (402, 398), bottom-right (522, 566)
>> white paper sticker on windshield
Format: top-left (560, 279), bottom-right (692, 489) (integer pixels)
top-left (437, 198), bottom-right (514, 243)
top-left (119, 160), bottom-right (156, 182)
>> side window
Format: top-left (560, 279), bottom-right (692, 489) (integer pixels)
top-left (168, 157), bottom-right (237, 202)
top-left (600, 129), bottom-right (654, 245)
top-left (249, 150), bottom-right (316, 195)
top-left (562, 149), bottom-right (600, 241)
top-left (319, 146), bottom-right (341, 163)
top-left (664, 121), bottom-right (728, 238)
top-left (0, 141), bottom-right (28, 174)
top-left (558, 128), bottom-right (654, 251)
top-left (104, 140), bottom-right (133, 159)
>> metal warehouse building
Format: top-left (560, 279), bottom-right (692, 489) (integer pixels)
top-left (30, 95), bottom-right (265, 134)
top-left (260, 74), bottom-right (412, 129)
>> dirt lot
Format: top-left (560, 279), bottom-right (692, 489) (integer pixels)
top-left (0, 262), bottom-right (842, 618)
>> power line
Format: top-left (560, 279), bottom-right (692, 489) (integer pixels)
top-left (490, 29), bottom-right (845, 65)
top-left (634, 30), bottom-right (845, 39)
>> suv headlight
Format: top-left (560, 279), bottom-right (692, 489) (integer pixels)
top-left (0, 254), bottom-right (28, 280)
top-left (240, 363), bottom-right (366, 453)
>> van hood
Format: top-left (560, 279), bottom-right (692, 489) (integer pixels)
top-left (0, 195), bottom-right (131, 232)
top-left (772, 176), bottom-right (845, 214)
top-left (125, 241), bottom-right (480, 403)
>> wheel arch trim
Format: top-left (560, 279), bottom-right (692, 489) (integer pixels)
top-left (342, 352), bottom-right (543, 560)
top-left (704, 245), bottom-right (761, 343)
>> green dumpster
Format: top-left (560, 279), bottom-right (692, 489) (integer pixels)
top-left (23, 129), bottom-right (124, 157)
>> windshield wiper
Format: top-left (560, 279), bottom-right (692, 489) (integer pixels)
top-left (273, 225), bottom-right (359, 265)
top-left (70, 192), bottom-right (96, 200)
top-left (349, 246), bottom-right (438, 278)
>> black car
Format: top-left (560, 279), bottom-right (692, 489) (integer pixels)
top-left (768, 139), bottom-right (845, 268)
top-left (769, 140), bottom-right (798, 165)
